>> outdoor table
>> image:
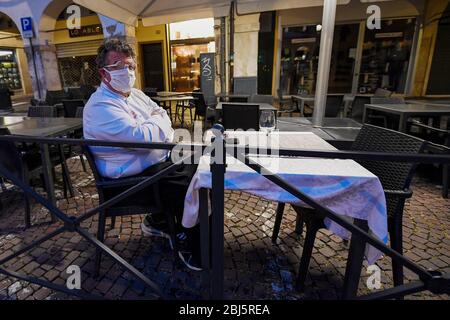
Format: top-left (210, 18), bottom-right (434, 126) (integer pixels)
top-left (1, 116), bottom-right (82, 206)
top-left (152, 95), bottom-right (195, 127)
top-left (183, 131), bottom-right (387, 298)
top-left (216, 92), bottom-right (250, 102)
top-left (292, 94), bottom-right (350, 117)
top-left (157, 91), bottom-right (192, 97)
top-left (363, 103), bottom-right (450, 132)
top-left (215, 102), bottom-right (276, 111)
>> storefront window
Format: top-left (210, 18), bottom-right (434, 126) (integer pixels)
top-left (169, 18), bottom-right (215, 92)
top-left (358, 18), bottom-right (415, 94)
top-left (280, 24), bottom-right (359, 95)
top-left (58, 55), bottom-right (100, 88)
top-left (0, 49), bottom-right (22, 90)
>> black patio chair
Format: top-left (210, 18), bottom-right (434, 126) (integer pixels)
top-left (80, 85), bottom-right (97, 100)
top-left (249, 94), bottom-right (275, 105)
top-left (351, 96), bottom-right (387, 127)
top-left (45, 90), bottom-right (71, 106)
top-left (276, 88), bottom-right (296, 117)
top-left (325, 94), bottom-right (344, 117)
top-left (62, 99), bottom-right (85, 118)
top-left (222, 103), bottom-right (260, 130)
top-left (408, 119), bottom-right (450, 198)
top-left (82, 146), bottom-right (177, 276)
top-left (0, 128), bottom-right (70, 228)
top-left (68, 87), bottom-right (85, 100)
top-left (27, 106), bottom-right (57, 118)
top-left (271, 124), bottom-right (425, 293)
top-left (143, 87), bottom-right (158, 98)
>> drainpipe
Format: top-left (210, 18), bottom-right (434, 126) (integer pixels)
top-left (229, 1), bottom-right (235, 93)
top-left (220, 17), bottom-right (226, 94)
top-left (312, 0), bottom-right (337, 127)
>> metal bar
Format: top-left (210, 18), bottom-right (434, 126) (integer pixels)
top-left (358, 281), bottom-right (426, 300)
top-left (199, 188), bottom-right (211, 299)
top-left (237, 153), bottom-right (433, 281)
top-left (0, 163), bottom-right (74, 225)
top-left (0, 226), bottom-right (66, 265)
top-left (342, 219), bottom-right (369, 299)
top-left (75, 152), bottom-right (197, 224)
top-left (76, 227), bottom-right (165, 299)
top-left (312, 0), bottom-right (337, 127)
top-left (210, 132), bottom-right (226, 300)
top-left (0, 267), bottom-right (102, 300)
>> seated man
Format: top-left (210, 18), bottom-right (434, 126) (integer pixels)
top-left (83, 38), bottom-right (201, 270)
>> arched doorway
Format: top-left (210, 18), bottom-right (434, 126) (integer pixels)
top-left (0, 11), bottom-right (32, 95)
top-left (39, 0), bottom-right (104, 90)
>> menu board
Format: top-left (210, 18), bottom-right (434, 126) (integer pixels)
top-left (200, 53), bottom-right (215, 104)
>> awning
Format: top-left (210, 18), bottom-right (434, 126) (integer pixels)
top-left (73, 0), bottom-right (352, 26)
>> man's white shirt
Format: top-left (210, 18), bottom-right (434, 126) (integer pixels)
top-left (83, 83), bottom-right (174, 178)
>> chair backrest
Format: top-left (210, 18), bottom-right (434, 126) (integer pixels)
top-left (276, 88), bottom-right (283, 101)
top-left (62, 99), bottom-right (85, 118)
top-left (222, 104), bottom-right (259, 130)
top-left (249, 94), bottom-right (274, 105)
top-left (352, 124), bottom-right (425, 197)
top-left (351, 96), bottom-right (371, 123)
top-left (82, 145), bottom-right (104, 183)
top-left (27, 105), bottom-right (56, 118)
top-left (374, 88), bottom-right (392, 97)
top-left (192, 92), bottom-right (207, 116)
top-left (233, 77), bottom-right (257, 95)
top-left (75, 107), bottom-right (84, 118)
top-left (80, 85), bottom-right (96, 100)
top-left (325, 94), bottom-right (344, 117)
top-left (0, 88), bottom-right (13, 111)
top-left (0, 127), bottom-right (23, 180)
top-left (45, 90), bottom-right (71, 106)
top-left (370, 97), bottom-right (405, 105)
top-left (143, 87), bottom-right (158, 97)
top-left (68, 87), bottom-right (85, 100)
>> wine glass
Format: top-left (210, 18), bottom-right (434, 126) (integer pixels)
top-left (259, 110), bottom-right (276, 136)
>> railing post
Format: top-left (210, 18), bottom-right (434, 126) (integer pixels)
top-left (210, 124), bottom-right (226, 299)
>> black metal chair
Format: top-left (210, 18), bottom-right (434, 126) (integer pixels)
top-left (82, 146), bottom-right (177, 276)
top-left (271, 124), bottom-right (425, 293)
top-left (143, 87), bottom-right (158, 98)
top-left (0, 88), bottom-right (13, 112)
top-left (352, 96), bottom-right (387, 127)
top-left (62, 99), bottom-right (85, 118)
top-left (222, 104), bottom-right (260, 130)
top-left (325, 94), bottom-right (344, 117)
top-left (0, 128), bottom-right (71, 228)
top-left (408, 119), bottom-right (450, 198)
top-left (27, 106), bottom-right (57, 118)
top-left (276, 88), bottom-right (296, 117)
top-left (45, 90), bottom-right (71, 106)
top-left (68, 87), bottom-right (85, 100)
top-left (249, 94), bottom-right (275, 105)
top-left (80, 85), bottom-right (97, 100)
top-left (26, 106), bottom-right (74, 199)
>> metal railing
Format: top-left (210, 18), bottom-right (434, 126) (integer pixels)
top-left (0, 129), bottom-right (448, 300)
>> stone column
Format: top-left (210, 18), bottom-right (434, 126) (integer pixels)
top-left (23, 40), bottom-right (63, 99)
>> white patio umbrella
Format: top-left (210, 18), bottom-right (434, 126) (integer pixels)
top-left (73, 0), bottom-right (355, 127)
top-left (73, 0), bottom-right (351, 26)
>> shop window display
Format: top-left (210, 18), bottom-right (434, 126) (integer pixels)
top-left (0, 49), bottom-right (22, 90)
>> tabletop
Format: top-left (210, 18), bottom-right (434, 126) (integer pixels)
top-left (216, 102), bottom-right (276, 111)
top-left (0, 116), bottom-right (27, 126)
top-left (3, 117), bottom-right (82, 137)
top-left (277, 117), bottom-right (362, 128)
top-left (183, 131), bottom-right (387, 264)
top-left (152, 95), bottom-right (194, 103)
top-left (216, 92), bottom-right (250, 98)
top-left (365, 103), bottom-right (450, 114)
top-left (156, 91), bottom-right (192, 97)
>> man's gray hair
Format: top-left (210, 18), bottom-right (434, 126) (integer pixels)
top-left (96, 38), bottom-right (135, 69)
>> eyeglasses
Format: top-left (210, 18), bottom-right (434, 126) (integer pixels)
top-left (103, 60), bottom-right (136, 71)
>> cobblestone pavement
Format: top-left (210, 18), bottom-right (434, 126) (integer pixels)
top-left (0, 158), bottom-right (449, 300)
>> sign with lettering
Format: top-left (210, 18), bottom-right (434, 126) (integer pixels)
top-left (69, 24), bottom-right (103, 38)
top-left (200, 53), bottom-right (215, 104)
top-left (20, 17), bottom-right (34, 38)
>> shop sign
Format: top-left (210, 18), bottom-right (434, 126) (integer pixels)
top-left (375, 32), bottom-right (403, 39)
top-left (291, 38), bottom-right (316, 44)
top-left (69, 24), bottom-right (103, 38)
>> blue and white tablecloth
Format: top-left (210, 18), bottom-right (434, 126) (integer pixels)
top-left (182, 132), bottom-right (387, 264)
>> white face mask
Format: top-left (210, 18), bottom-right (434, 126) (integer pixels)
top-left (104, 67), bottom-right (136, 93)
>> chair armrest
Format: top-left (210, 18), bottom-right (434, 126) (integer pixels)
top-left (384, 189), bottom-right (413, 199)
top-left (96, 176), bottom-right (156, 188)
top-left (409, 120), bottom-right (450, 135)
